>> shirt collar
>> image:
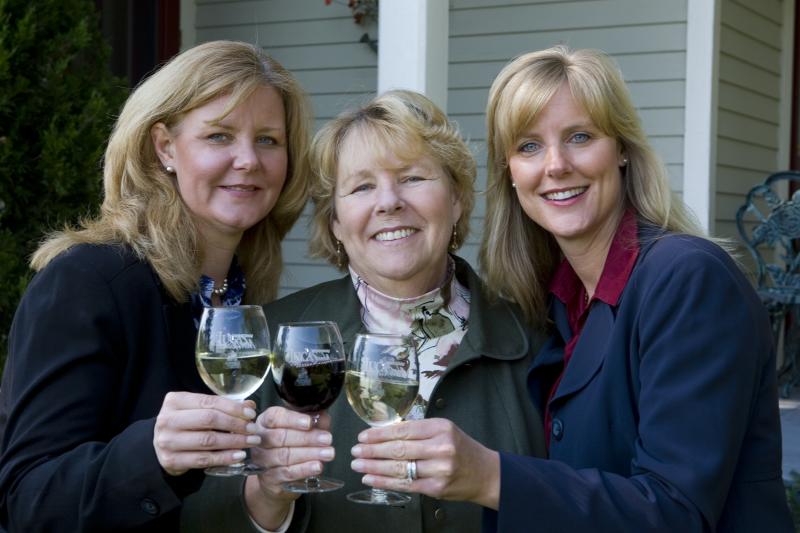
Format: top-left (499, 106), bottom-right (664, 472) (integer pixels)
top-left (550, 209), bottom-right (640, 308)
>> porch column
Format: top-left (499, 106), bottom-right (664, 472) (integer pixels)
top-left (377, 0), bottom-right (449, 110)
top-left (683, 0), bottom-right (721, 234)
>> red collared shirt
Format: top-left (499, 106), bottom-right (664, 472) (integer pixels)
top-left (544, 209), bottom-right (640, 446)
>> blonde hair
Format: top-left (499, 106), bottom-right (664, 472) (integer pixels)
top-left (481, 45), bottom-right (706, 326)
top-left (31, 40), bottom-right (311, 303)
top-left (308, 89), bottom-right (476, 269)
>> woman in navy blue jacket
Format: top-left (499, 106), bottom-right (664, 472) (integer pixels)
top-left (475, 45), bottom-right (793, 531)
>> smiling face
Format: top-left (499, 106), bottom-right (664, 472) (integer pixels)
top-left (331, 128), bottom-right (462, 298)
top-left (507, 82), bottom-right (626, 257)
top-left (152, 85), bottom-right (288, 248)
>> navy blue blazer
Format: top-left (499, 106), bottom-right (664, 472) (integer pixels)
top-left (0, 244), bottom-right (210, 532)
top-left (486, 230), bottom-right (793, 532)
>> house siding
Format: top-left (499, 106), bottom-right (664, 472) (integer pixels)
top-left (715, 0), bottom-right (787, 242)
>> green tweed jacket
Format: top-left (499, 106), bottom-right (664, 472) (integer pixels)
top-left (181, 257), bottom-right (546, 533)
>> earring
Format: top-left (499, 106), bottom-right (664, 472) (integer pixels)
top-left (449, 226), bottom-right (458, 251)
top-left (621, 157), bottom-right (628, 166)
top-left (511, 182), bottom-right (517, 188)
top-left (336, 240), bottom-right (344, 268)
top-left (165, 165), bottom-right (175, 174)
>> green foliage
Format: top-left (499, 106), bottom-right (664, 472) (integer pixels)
top-left (788, 470), bottom-right (800, 532)
top-left (0, 0), bottom-right (127, 378)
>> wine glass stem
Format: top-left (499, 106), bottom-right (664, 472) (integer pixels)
top-left (371, 488), bottom-right (389, 503)
top-left (305, 412), bottom-right (322, 486)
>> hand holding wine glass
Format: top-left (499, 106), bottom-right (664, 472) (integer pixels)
top-left (195, 305), bottom-right (271, 476)
top-left (271, 321), bottom-right (346, 493)
top-left (345, 333), bottom-right (419, 506)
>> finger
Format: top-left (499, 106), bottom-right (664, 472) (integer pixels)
top-left (350, 458), bottom-right (409, 479)
top-left (351, 439), bottom-right (429, 461)
top-left (258, 460), bottom-right (325, 486)
top-left (259, 406), bottom-right (319, 431)
top-left (163, 391), bottom-right (257, 420)
top-left (159, 449), bottom-right (247, 474)
top-left (158, 408), bottom-right (260, 434)
top-left (260, 426), bottom-right (332, 449)
top-left (251, 444), bottom-right (335, 468)
top-left (357, 419), bottom-right (445, 443)
top-left (158, 429), bottom-right (262, 452)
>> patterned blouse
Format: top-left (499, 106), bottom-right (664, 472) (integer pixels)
top-left (350, 257), bottom-right (470, 419)
top-left (191, 258), bottom-right (246, 326)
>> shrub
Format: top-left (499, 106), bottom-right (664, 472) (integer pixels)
top-left (0, 0), bottom-right (127, 378)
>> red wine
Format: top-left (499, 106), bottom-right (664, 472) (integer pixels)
top-left (273, 359), bottom-right (345, 412)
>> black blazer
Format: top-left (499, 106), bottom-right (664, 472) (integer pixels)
top-left (0, 244), bottom-right (211, 532)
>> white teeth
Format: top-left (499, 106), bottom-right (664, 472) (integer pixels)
top-left (375, 228), bottom-right (417, 241)
top-left (224, 185), bottom-right (256, 191)
top-left (544, 187), bottom-right (587, 201)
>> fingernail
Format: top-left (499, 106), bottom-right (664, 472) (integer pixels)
top-left (351, 445), bottom-right (362, 456)
top-left (243, 407), bottom-right (257, 419)
top-left (320, 448), bottom-right (334, 459)
top-left (357, 431), bottom-right (368, 442)
top-left (246, 423), bottom-right (258, 434)
top-left (312, 462), bottom-right (323, 474)
top-left (351, 459), bottom-right (364, 471)
top-left (246, 435), bottom-right (261, 445)
top-left (362, 475), bottom-right (375, 486)
top-left (297, 416), bottom-right (310, 429)
top-left (317, 433), bottom-right (332, 445)
top-left (232, 451), bottom-right (246, 460)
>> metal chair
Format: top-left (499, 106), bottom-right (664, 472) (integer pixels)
top-left (736, 170), bottom-right (800, 398)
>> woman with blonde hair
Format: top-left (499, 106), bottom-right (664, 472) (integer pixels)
top-left (479, 45), bottom-right (792, 531)
top-left (183, 89), bottom-right (546, 533)
top-left (0, 40), bottom-right (310, 531)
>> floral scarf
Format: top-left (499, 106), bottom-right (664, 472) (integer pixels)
top-left (191, 257), bottom-right (246, 327)
top-left (350, 257), bottom-right (470, 419)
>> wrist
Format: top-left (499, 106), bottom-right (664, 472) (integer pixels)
top-left (244, 475), bottom-right (294, 530)
top-left (474, 449), bottom-right (501, 510)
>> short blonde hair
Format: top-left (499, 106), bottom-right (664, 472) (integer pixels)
top-left (308, 89), bottom-right (476, 269)
top-left (481, 45), bottom-right (704, 326)
top-left (32, 40), bottom-right (312, 304)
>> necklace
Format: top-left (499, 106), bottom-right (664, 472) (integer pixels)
top-left (211, 278), bottom-right (228, 297)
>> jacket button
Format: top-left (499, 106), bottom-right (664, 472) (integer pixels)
top-left (140, 498), bottom-right (160, 516)
top-left (551, 418), bottom-right (564, 441)
top-left (434, 508), bottom-right (446, 521)
top-left (435, 397), bottom-right (447, 409)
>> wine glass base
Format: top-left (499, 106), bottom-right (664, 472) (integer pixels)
top-left (347, 489), bottom-right (411, 506)
top-left (282, 476), bottom-right (344, 493)
top-left (205, 462), bottom-right (266, 477)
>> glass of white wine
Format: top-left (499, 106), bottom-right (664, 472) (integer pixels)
top-left (345, 333), bottom-right (420, 506)
top-left (195, 305), bottom-right (271, 476)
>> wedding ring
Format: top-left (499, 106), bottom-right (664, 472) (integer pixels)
top-left (406, 460), bottom-right (418, 481)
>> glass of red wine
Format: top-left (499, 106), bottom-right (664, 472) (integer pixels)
top-left (271, 321), bottom-right (346, 493)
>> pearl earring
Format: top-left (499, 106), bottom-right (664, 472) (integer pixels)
top-left (511, 182), bottom-right (517, 188)
top-left (165, 165), bottom-right (175, 174)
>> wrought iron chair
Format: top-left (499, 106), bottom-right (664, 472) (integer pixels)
top-left (736, 170), bottom-right (800, 398)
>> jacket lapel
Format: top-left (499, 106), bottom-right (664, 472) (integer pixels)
top-left (551, 301), bottom-right (615, 403)
top-left (162, 300), bottom-right (210, 393)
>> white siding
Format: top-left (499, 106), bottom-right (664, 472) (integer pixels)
top-left (449, 0), bottom-right (690, 270)
top-left (715, 0), bottom-right (787, 244)
top-left (194, 0), bottom-right (379, 296)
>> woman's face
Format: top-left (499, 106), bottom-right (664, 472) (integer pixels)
top-left (152, 86), bottom-right (288, 248)
top-left (332, 130), bottom-right (462, 298)
top-left (507, 82), bottom-right (626, 254)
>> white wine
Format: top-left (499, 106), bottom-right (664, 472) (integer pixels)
top-left (196, 350), bottom-right (271, 400)
top-left (345, 370), bottom-right (419, 427)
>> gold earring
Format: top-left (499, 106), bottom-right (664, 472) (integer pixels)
top-left (336, 240), bottom-right (344, 268)
top-left (449, 226), bottom-right (458, 251)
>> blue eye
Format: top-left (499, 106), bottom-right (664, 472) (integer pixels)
top-left (351, 183), bottom-right (374, 194)
top-left (571, 133), bottom-right (590, 143)
top-left (519, 141), bottom-right (540, 153)
top-left (207, 133), bottom-right (229, 142)
top-left (256, 135), bottom-right (277, 145)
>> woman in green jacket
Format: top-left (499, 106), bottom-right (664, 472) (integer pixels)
top-left (182, 90), bottom-right (545, 533)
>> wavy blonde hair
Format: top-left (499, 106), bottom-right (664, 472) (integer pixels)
top-left (308, 89), bottom-right (476, 269)
top-left (31, 40), bottom-right (311, 303)
top-left (481, 45), bottom-right (707, 327)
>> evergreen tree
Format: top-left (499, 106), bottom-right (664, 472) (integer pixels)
top-left (0, 0), bottom-right (127, 377)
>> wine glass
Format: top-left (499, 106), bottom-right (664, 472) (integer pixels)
top-left (345, 333), bottom-right (420, 506)
top-left (195, 305), bottom-right (271, 476)
top-left (271, 321), bottom-right (346, 493)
